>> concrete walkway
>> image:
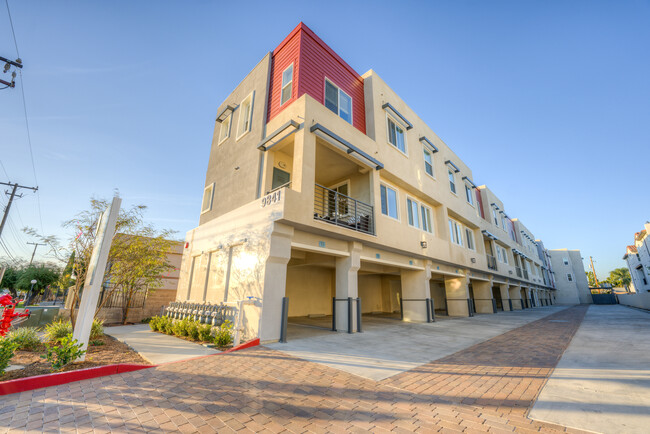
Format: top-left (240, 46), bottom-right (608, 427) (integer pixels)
top-left (268, 305), bottom-right (568, 380)
top-left (105, 324), bottom-right (220, 364)
top-left (530, 304), bottom-right (650, 433)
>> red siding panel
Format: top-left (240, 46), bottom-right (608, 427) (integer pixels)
top-left (475, 190), bottom-right (486, 220)
top-left (267, 23), bottom-right (366, 134)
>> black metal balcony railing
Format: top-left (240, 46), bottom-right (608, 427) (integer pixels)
top-left (523, 269), bottom-right (529, 280)
top-left (486, 255), bottom-right (497, 271)
top-left (314, 184), bottom-right (374, 235)
top-left (515, 267), bottom-right (523, 278)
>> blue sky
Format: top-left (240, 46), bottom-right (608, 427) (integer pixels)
top-left (1, 0), bottom-right (648, 279)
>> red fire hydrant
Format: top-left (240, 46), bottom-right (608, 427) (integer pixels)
top-left (0, 294), bottom-right (30, 337)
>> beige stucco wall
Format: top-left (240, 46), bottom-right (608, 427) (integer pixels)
top-left (618, 292), bottom-right (650, 310)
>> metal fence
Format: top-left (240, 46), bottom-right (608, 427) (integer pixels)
top-left (163, 301), bottom-right (238, 326)
top-left (314, 184), bottom-right (374, 235)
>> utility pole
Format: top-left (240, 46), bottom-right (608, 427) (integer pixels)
top-left (0, 266), bottom-right (6, 284)
top-left (27, 242), bottom-right (45, 266)
top-left (589, 256), bottom-right (600, 287)
top-left (0, 181), bottom-right (38, 241)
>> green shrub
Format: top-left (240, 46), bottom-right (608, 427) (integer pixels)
top-left (43, 334), bottom-right (86, 371)
top-left (0, 337), bottom-right (19, 375)
top-left (149, 316), bottom-right (160, 332)
top-left (141, 317), bottom-right (153, 324)
top-left (44, 319), bottom-right (73, 343)
top-left (198, 323), bottom-right (212, 342)
top-left (172, 319), bottom-right (186, 337)
top-left (7, 327), bottom-right (41, 350)
top-left (90, 319), bottom-right (104, 339)
top-left (89, 339), bottom-right (104, 346)
top-left (187, 321), bottom-right (200, 341)
top-left (214, 320), bottom-right (233, 347)
top-left (162, 317), bottom-right (174, 335)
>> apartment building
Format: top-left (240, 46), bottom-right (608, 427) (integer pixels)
top-left (624, 223), bottom-right (650, 293)
top-left (177, 23), bottom-right (559, 342)
top-left (547, 250), bottom-right (591, 304)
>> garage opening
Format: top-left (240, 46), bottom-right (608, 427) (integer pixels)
top-left (429, 278), bottom-right (448, 317)
top-left (492, 286), bottom-right (504, 311)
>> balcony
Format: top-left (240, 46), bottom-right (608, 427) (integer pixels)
top-left (314, 184), bottom-right (374, 235)
top-left (515, 267), bottom-right (523, 278)
top-left (486, 255), bottom-right (497, 271)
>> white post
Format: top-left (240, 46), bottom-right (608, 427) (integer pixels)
top-left (72, 196), bottom-right (121, 360)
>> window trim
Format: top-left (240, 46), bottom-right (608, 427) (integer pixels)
top-left (465, 227), bottom-right (475, 251)
top-left (448, 218), bottom-right (464, 247)
top-left (448, 169), bottom-right (457, 195)
top-left (406, 196), bottom-right (421, 229)
top-left (236, 91), bottom-right (255, 140)
top-left (386, 112), bottom-right (408, 155)
top-left (218, 113), bottom-right (231, 145)
top-left (324, 78), bottom-right (353, 125)
top-left (379, 182), bottom-right (400, 221)
top-left (280, 63), bottom-right (293, 106)
top-left (201, 183), bottom-right (215, 214)
top-left (421, 204), bottom-right (434, 234)
top-left (567, 273), bottom-right (574, 282)
top-left (423, 146), bottom-right (435, 179)
top-left (464, 183), bottom-right (474, 206)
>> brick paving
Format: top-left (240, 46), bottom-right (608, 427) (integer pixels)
top-left (0, 306), bottom-right (589, 433)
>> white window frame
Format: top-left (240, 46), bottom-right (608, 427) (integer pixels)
top-left (448, 218), bottom-right (463, 247)
top-left (465, 184), bottom-right (474, 206)
top-left (421, 204), bottom-right (434, 234)
top-left (280, 64), bottom-right (293, 106)
top-left (201, 183), bottom-right (214, 214)
top-left (380, 182), bottom-right (400, 221)
top-left (501, 216), bottom-right (507, 231)
top-left (567, 273), bottom-right (574, 282)
top-left (465, 227), bottom-right (475, 250)
top-left (218, 114), bottom-right (231, 145)
top-left (492, 208), bottom-right (499, 226)
top-left (324, 78), bottom-right (353, 125)
top-left (386, 113), bottom-right (408, 155)
top-left (563, 258), bottom-right (569, 266)
top-left (423, 146), bottom-right (435, 178)
top-left (406, 197), bottom-right (420, 229)
top-left (236, 91), bottom-right (255, 140)
top-left (448, 169), bottom-right (456, 195)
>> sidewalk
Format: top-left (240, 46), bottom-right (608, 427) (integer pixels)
top-left (105, 324), bottom-right (220, 364)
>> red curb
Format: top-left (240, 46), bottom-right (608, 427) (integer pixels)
top-left (0, 338), bottom-right (260, 396)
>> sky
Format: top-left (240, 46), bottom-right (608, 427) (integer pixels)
top-left (0, 0), bottom-right (648, 279)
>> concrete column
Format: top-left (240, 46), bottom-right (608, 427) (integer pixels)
top-left (445, 274), bottom-right (470, 317)
top-left (259, 223), bottom-right (294, 342)
top-left (335, 241), bottom-right (362, 332)
top-left (400, 264), bottom-right (431, 322)
top-left (499, 283), bottom-right (511, 311)
top-left (472, 280), bottom-right (494, 313)
top-left (522, 287), bottom-right (532, 308)
top-left (290, 128), bottom-right (315, 194)
top-left (508, 285), bottom-right (523, 309)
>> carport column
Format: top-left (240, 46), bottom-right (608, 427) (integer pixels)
top-left (258, 223), bottom-right (294, 342)
top-left (499, 283), bottom-right (511, 311)
top-left (508, 285), bottom-right (522, 309)
top-left (523, 287), bottom-right (532, 308)
top-left (472, 280), bottom-right (494, 314)
top-left (444, 273), bottom-right (470, 317)
top-left (400, 263), bottom-right (431, 322)
top-left (335, 241), bottom-right (362, 332)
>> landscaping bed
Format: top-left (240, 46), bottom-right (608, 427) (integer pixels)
top-left (1, 334), bottom-right (150, 382)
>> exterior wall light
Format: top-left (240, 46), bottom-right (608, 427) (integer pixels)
top-left (420, 241), bottom-right (427, 248)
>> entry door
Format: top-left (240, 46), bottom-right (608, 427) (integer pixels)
top-left (272, 167), bottom-right (290, 190)
top-left (327, 182), bottom-right (349, 217)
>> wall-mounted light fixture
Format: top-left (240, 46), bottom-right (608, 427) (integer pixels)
top-left (420, 241), bottom-right (427, 248)
top-left (471, 258), bottom-right (476, 263)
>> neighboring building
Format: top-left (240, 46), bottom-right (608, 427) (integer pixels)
top-left (548, 250), bottom-right (592, 304)
top-left (623, 223), bottom-right (650, 293)
top-left (177, 23), bottom-right (563, 342)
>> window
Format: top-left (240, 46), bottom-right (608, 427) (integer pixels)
top-left (567, 273), bottom-right (574, 282)
top-left (563, 258), bottom-right (569, 266)
top-left (492, 208), bottom-right (499, 225)
top-left (387, 116), bottom-right (406, 153)
top-left (324, 80), bottom-right (352, 124)
top-left (280, 64), bottom-right (293, 105)
top-left (421, 205), bottom-right (433, 233)
top-left (496, 245), bottom-right (502, 262)
top-left (201, 183), bottom-right (214, 214)
top-left (218, 114), bottom-right (231, 144)
top-left (465, 184), bottom-right (473, 205)
top-left (448, 169), bottom-right (456, 194)
top-left (271, 167), bottom-right (290, 190)
top-left (465, 228), bottom-right (475, 250)
top-left (423, 148), bottom-right (434, 177)
top-left (449, 219), bottom-right (463, 246)
top-left (237, 92), bottom-right (254, 139)
top-left (501, 247), bottom-right (508, 264)
top-left (380, 184), bottom-right (398, 219)
top-left (501, 216), bottom-right (507, 231)
top-left (407, 198), bottom-right (420, 228)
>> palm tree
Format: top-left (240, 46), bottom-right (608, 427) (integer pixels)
top-left (608, 268), bottom-right (631, 290)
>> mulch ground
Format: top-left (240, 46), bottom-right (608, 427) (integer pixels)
top-left (0, 334), bottom-right (150, 382)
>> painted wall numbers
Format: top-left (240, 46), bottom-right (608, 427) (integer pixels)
top-left (261, 190), bottom-right (282, 207)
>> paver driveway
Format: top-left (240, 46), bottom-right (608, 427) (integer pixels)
top-left (0, 306), bottom-right (589, 433)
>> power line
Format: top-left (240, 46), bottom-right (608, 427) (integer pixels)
top-left (4, 0), bottom-right (19, 57)
top-left (0, 160), bottom-right (9, 180)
